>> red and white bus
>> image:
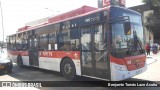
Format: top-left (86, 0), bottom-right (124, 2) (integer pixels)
top-left (6, 6), bottom-right (147, 81)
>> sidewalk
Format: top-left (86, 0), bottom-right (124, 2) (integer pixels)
top-left (146, 52), bottom-right (160, 58)
top-left (146, 52), bottom-right (159, 65)
top-left (133, 52), bottom-right (160, 81)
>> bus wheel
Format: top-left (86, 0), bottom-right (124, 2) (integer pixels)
top-left (61, 58), bottom-right (76, 80)
top-left (17, 55), bottom-right (23, 68)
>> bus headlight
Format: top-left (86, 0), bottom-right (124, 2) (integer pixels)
top-left (115, 66), bottom-right (127, 71)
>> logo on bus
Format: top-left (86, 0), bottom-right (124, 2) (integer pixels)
top-left (85, 16), bottom-right (100, 23)
top-left (135, 60), bottom-right (140, 67)
top-left (74, 53), bottom-right (78, 59)
top-left (136, 63), bottom-right (140, 67)
top-left (39, 51), bottom-right (53, 57)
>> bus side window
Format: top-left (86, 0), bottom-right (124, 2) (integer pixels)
top-left (57, 22), bottom-right (71, 51)
top-left (70, 28), bottom-right (80, 51)
top-left (48, 33), bottom-right (55, 50)
top-left (70, 40), bottom-right (79, 51)
top-left (94, 24), bottom-right (107, 50)
top-left (38, 35), bottom-right (48, 51)
top-left (71, 43), bottom-right (76, 50)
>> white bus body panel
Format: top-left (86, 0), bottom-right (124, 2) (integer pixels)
top-left (22, 56), bottom-right (30, 66)
top-left (9, 54), bottom-right (82, 76)
top-left (9, 55), bottom-right (17, 63)
top-left (39, 57), bottom-right (61, 71)
top-left (38, 58), bottom-right (81, 75)
top-left (110, 62), bottom-right (147, 81)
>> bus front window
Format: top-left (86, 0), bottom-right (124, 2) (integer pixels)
top-left (111, 15), bottom-right (145, 58)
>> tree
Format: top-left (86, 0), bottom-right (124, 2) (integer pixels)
top-left (142, 0), bottom-right (160, 14)
top-left (142, 0), bottom-right (160, 27)
top-left (142, 0), bottom-right (160, 43)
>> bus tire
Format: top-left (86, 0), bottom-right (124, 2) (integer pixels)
top-left (17, 55), bottom-right (23, 68)
top-left (61, 58), bottom-right (76, 80)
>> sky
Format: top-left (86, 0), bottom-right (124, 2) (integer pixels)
top-left (0, 0), bottom-right (143, 41)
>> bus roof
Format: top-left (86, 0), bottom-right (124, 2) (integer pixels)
top-left (17, 5), bottom-right (97, 32)
top-left (110, 6), bottom-right (141, 16)
top-left (13, 6), bottom-right (141, 35)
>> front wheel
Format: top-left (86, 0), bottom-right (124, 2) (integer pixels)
top-left (61, 58), bottom-right (76, 80)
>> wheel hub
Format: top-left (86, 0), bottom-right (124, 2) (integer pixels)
top-left (64, 63), bottom-right (72, 74)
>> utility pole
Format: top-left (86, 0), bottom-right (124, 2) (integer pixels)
top-left (0, 1), bottom-right (4, 48)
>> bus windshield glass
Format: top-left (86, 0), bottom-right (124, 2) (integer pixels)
top-left (110, 7), bottom-right (145, 58)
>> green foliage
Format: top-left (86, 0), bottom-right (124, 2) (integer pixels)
top-left (145, 13), bottom-right (156, 28)
top-left (142, 0), bottom-right (160, 24)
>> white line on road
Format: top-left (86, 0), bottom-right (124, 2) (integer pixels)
top-left (146, 57), bottom-right (157, 65)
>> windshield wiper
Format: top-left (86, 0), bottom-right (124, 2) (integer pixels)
top-left (126, 32), bottom-right (145, 55)
top-left (126, 40), bottom-right (145, 55)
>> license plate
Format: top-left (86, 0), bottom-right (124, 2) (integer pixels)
top-left (0, 66), bottom-right (4, 69)
top-left (136, 70), bottom-right (141, 75)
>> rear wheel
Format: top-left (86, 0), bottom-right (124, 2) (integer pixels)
top-left (61, 58), bottom-right (76, 80)
top-left (17, 55), bottom-right (23, 68)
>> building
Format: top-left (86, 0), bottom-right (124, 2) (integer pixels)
top-left (98, 0), bottom-right (126, 8)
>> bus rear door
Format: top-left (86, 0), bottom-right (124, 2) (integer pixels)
top-left (28, 36), bottom-right (39, 67)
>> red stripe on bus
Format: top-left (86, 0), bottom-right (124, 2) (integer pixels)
top-left (124, 54), bottom-right (146, 71)
top-left (110, 55), bottom-right (126, 65)
top-left (8, 51), bottom-right (28, 56)
top-left (110, 54), bottom-right (146, 71)
top-left (8, 51), bottom-right (80, 60)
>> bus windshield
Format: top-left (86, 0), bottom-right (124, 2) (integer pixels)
top-left (110, 8), bottom-right (145, 58)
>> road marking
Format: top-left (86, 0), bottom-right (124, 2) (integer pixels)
top-left (146, 57), bottom-right (157, 65)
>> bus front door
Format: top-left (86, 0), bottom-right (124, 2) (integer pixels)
top-left (81, 25), bottom-right (110, 80)
top-left (29, 38), bottom-right (39, 67)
